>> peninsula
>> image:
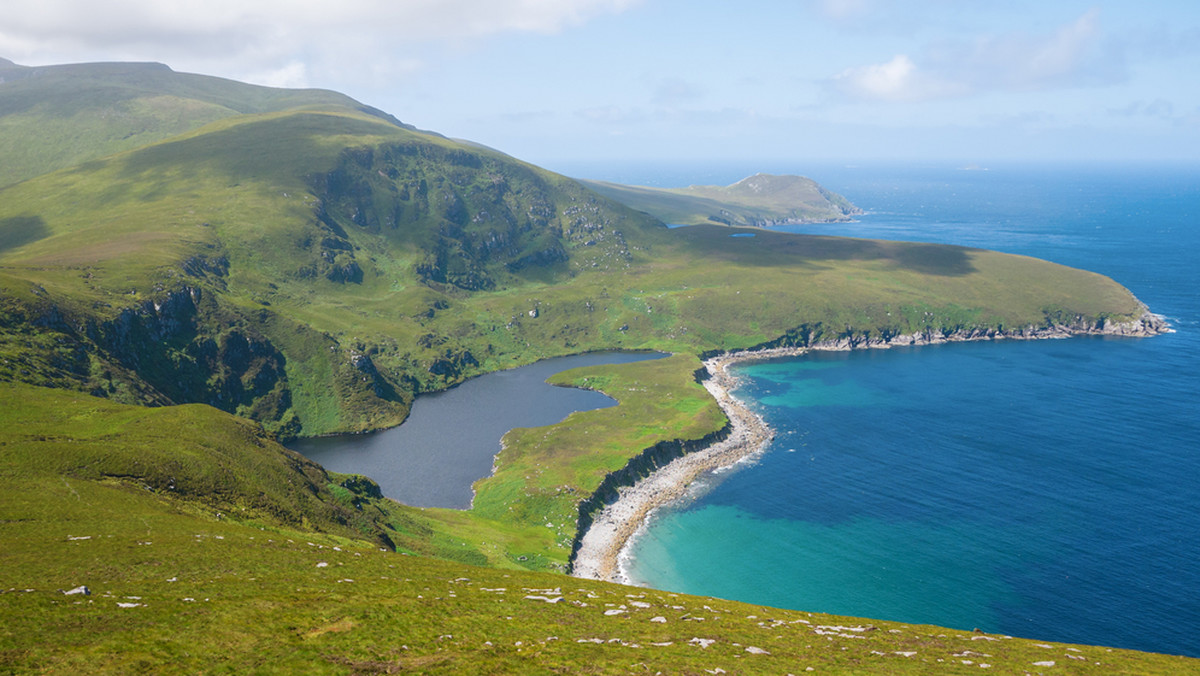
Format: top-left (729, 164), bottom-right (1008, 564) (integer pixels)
top-left (571, 308), bottom-right (1168, 584)
top-left (0, 59), bottom-right (1189, 672)
top-left (580, 173), bottom-right (863, 226)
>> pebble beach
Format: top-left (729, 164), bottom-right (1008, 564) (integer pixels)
top-left (571, 348), bottom-right (808, 582)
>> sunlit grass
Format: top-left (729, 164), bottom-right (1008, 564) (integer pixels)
top-left (2, 381), bottom-right (1193, 673)
top-left (0, 64), bottom-right (1177, 671)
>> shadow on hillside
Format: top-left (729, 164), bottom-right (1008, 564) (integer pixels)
top-left (675, 225), bottom-right (977, 277)
top-left (886, 241), bottom-right (977, 276)
top-left (0, 215), bottom-right (49, 255)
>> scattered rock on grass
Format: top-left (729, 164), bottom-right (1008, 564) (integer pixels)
top-left (745, 646), bottom-right (770, 655)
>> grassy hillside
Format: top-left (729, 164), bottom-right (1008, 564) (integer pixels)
top-left (0, 60), bottom-right (1175, 669)
top-left (0, 352), bottom-right (729, 574)
top-left (0, 100), bottom-right (674, 434)
top-left (0, 100), bottom-right (1147, 437)
top-left (0, 59), bottom-right (402, 188)
top-left (582, 173), bottom-right (862, 226)
top-left (2, 382), bottom-right (1192, 674)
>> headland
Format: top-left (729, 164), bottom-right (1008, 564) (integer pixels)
top-left (570, 308), bottom-right (1169, 583)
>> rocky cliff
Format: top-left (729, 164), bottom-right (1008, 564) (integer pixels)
top-left (741, 306), bottom-right (1169, 354)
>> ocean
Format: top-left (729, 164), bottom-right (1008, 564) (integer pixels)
top-left (558, 161), bottom-right (1200, 657)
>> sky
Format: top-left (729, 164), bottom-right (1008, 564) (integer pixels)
top-left (3, 0), bottom-right (1200, 168)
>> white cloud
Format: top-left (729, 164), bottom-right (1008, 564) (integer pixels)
top-left (961, 7), bottom-right (1112, 90)
top-left (1108, 99), bottom-right (1175, 119)
top-left (577, 105), bottom-right (642, 123)
top-left (835, 54), bottom-right (914, 101)
top-left (1145, 99), bottom-right (1176, 118)
top-left (0, 0), bottom-right (640, 87)
top-left (1023, 8), bottom-right (1102, 83)
top-left (830, 9), bottom-right (1122, 103)
top-left (832, 54), bottom-right (965, 102)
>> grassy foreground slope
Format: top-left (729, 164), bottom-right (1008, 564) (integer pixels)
top-left (2, 383), bottom-right (1192, 674)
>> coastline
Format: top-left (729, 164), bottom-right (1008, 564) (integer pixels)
top-left (570, 347), bottom-right (798, 582)
top-left (569, 309), bottom-right (1169, 584)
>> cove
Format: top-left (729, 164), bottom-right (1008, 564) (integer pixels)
top-left (614, 161), bottom-right (1200, 658)
top-left (291, 351), bottom-right (665, 509)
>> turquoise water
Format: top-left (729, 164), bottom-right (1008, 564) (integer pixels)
top-left (614, 163), bottom-right (1200, 657)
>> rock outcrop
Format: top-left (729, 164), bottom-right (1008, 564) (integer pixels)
top-left (744, 307), bottom-right (1169, 354)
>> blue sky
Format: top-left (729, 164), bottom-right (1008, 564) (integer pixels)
top-left (4, 0), bottom-right (1199, 166)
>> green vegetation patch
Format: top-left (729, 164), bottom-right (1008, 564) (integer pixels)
top-left (2, 382), bottom-right (1193, 673)
top-left (582, 172), bottom-right (861, 226)
top-left (0, 59), bottom-right (392, 188)
top-left (0, 61), bottom-right (1178, 670)
top-left (469, 354), bottom-right (725, 567)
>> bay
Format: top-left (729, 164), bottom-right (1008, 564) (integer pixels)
top-left (606, 162), bottom-right (1200, 658)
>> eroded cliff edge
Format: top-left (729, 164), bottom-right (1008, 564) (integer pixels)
top-left (568, 306), bottom-right (1169, 579)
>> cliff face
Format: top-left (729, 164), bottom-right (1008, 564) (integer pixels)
top-left (308, 142), bottom-right (649, 292)
top-left (4, 287), bottom-right (288, 429)
top-left (0, 280), bottom-right (409, 438)
top-left (568, 422), bottom-right (733, 566)
top-left (743, 307), bottom-right (1169, 354)
top-left (86, 289), bottom-right (290, 417)
top-left (570, 308), bottom-right (1169, 572)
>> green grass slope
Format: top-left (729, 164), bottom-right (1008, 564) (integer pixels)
top-left (0, 59), bottom-right (402, 188)
top-left (2, 381), bottom-right (1193, 673)
top-left (0, 101), bottom-right (1150, 438)
top-left (0, 60), bottom-right (1177, 668)
top-left (0, 100), bottom-right (670, 435)
top-left (582, 172), bottom-right (862, 226)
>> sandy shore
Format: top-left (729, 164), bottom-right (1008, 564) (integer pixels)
top-left (571, 347), bottom-right (807, 583)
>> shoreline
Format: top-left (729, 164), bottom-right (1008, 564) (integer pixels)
top-left (569, 310), bottom-right (1170, 584)
top-left (570, 347), bottom-right (799, 582)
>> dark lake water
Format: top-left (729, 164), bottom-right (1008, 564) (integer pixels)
top-left (290, 351), bottom-right (664, 509)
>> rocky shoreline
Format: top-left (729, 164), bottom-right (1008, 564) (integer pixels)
top-left (569, 309), bottom-right (1169, 584)
top-left (570, 349), bottom-right (777, 582)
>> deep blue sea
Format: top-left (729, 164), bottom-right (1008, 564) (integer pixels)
top-left (557, 161), bottom-right (1200, 657)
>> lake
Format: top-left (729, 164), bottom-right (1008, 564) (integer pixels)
top-left (290, 351), bottom-right (664, 509)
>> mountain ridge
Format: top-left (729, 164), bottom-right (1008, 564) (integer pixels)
top-left (0, 58), bottom-right (407, 188)
top-left (0, 61), bottom-right (1157, 437)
